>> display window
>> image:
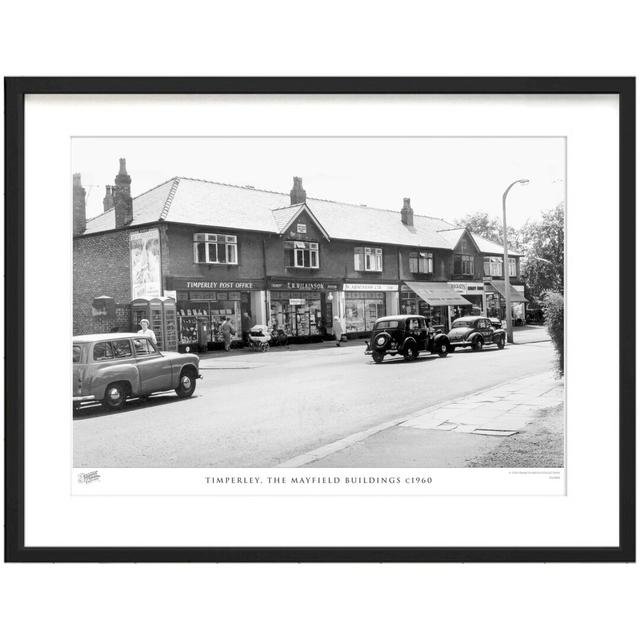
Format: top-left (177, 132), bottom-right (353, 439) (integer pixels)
top-left (400, 288), bottom-right (447, 328)
top-left (176, 292), bottom-right (248, 345)
top-left (344, 291), bottom-right (385, 333)
top-left (270, 290), bottom-right (322, 337)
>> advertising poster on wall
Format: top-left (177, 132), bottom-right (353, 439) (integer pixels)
top-left (129, 228), bottom-right (161, 298)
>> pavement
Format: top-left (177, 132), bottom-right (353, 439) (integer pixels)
top-left (512, 324), bottom-right (549, 344)
top-left (74, 334), bottom-right (560, 468)
top-left (288, 370), bottom-right (563, 468)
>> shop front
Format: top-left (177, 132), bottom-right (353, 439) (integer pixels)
top-left (165, 277), bottom-right (265, 351)
top-left (343, 283), bottom-right (399, 335)
top-left (485, 280), bottom-right (528, 323)
top-left (267, 277), bottom-right (341, 341)
top-left (401, 281), bottom-right (471, 331)
top-left (447, 281), bottom-right (486, 320)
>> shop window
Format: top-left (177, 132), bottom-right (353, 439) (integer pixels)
top-left (409, 251), bottom-right (433, 274)
top-left (354, 247), bottom-right (383, 272)
top-left (193, 233), bottom-right (238, 265)
top-left (454, 254), bottom-right (475, 276)
top-left (484, 256), bottom-right (503, 276)
top-left (284, 241), bottom-right (319, 269)
top-left (345, 291), bottom-right (386, 333)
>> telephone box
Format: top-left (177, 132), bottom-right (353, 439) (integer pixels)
top-left (131, 296), bottom-right (178, 351)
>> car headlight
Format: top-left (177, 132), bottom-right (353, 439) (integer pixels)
top-left (375, 336), bottom-right (386, 346)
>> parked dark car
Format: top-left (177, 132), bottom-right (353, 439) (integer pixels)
top-left (447, 316), bottom-right (506, 351)
top-left (365, 315), bottom-right (450, 364)
top-left (488, 316), bottom-right (503, 329)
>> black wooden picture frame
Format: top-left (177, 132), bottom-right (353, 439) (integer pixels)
top-left (4, 77), bottom-right (635, 562)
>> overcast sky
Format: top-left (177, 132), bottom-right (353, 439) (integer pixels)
top-left (72, 137), bottom-right (565, 228)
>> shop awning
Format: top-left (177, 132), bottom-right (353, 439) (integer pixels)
top-left (487, 280), bottom-right (528, 303)
top-left (404, 281), bottom-right (471, 306)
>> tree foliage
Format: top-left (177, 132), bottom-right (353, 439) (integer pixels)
top-left (519, 204), bottom-right (564, 301)
top-left (454, 211), bottom-right (521, 250)
top-left (542, 291), bottom-right (564, 375)
top-left (456, 205), bottom-right (564, 304)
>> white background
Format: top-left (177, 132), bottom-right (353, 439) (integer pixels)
top-left (26, 94), bottom-right (603, 547)
top-left (1, 2), bottom-right (638, 640)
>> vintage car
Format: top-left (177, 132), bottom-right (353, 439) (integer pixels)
top-left (365, 314), bottom-right (450, 364)
top-left (73, 333), bottom-right (201, 411)
top-left (446, 316), bottom-right (506, 351)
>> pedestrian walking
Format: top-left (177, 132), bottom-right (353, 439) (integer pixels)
top-left (241, 311), bottom-right (253, 346)
top-left (220, 317), bottom-right (235, 351)
top-left (333, 315), bottom-right (345, 347)
top-left (137, 318), bottom-right (157, 346)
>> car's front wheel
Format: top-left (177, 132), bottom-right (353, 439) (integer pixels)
top-left (496, 335), bottom-right (505, 349)
top-left (437, 341), bottom-right (449, 357)
top-left (372, 352), bottom-right (385, 364)
top-left (176, 370), bottom-right (197, 398)
top-left (403, 344), bottom-right (419, 361)
top-left (103, 383), bottom-right (127, 411)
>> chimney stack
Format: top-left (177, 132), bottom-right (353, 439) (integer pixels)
top-left (401, 197), bottom-right (414, 226)
top-left (73, 173), bottom-right (86, 236)
top-left (103, 185), bottom-right (115, 212)
top-left (114, 158), bottom-right (133, 228)
top-left (290, 176), bottom-right (306, 205)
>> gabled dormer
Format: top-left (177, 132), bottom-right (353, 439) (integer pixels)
top-left (273, 177), bottom-right (330, 270)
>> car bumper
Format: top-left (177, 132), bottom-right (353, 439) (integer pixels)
top-left (365, 349), bottom-right (398, 356)
top-left (73, 395), bottom-right (96, 402)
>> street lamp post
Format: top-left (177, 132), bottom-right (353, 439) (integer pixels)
top-left (502, 179), bottom-right (529, 344)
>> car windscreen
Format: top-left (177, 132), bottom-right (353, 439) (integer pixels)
top-left (73, 344), bottom-right (82, 363)
top-left (374, 320), bottom-right (400, 330)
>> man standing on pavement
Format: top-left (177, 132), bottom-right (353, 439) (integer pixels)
top-left (241, 311), bottom-right (253, 347)
top-left (137, 318), bottom-right (157, 346)
top-left (220, 317), bottom-right (235, 352)
top-left (333, 315), bottom-right (345, 347)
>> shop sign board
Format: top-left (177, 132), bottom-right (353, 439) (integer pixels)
top-left (166, 277), bottom-right (264, 291)
top-left (343, 283), bottom-right (398, 292)
top-left (130, 228), bottom-right (162, 299)
top-left (448, 281), bottom-right (485, 295)
top-left (269, 279), bottom-right (340, 291)
top-left (289, 298), bottom-right (306, 305)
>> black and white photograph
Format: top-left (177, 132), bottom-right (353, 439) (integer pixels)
top-left (72, 136), bottom-right (566, 476)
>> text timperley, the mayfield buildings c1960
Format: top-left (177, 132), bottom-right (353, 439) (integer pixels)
top-left (73, 158), bottom-right (526, 351)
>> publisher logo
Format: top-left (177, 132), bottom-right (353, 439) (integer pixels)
top-left (77, 470), bottom-right (101, 484)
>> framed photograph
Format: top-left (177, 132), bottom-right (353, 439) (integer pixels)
top-left (4, 77), bottom-right (635, 562)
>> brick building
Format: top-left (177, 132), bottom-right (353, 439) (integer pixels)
top-left (73, 160), bottom-right (525, 349)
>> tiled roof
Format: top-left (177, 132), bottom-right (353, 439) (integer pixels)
top-left (272, 203), bottom-right (305, 233)
top-left (470, 232), bottom-right (522, 257)
top-left (84, 178), bottom-right (177, 233)
top-left (82, 176), bottom-right (521, 254)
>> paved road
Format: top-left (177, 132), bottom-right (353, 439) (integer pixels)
top-left (74, 339), bottom-right (555, 468)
